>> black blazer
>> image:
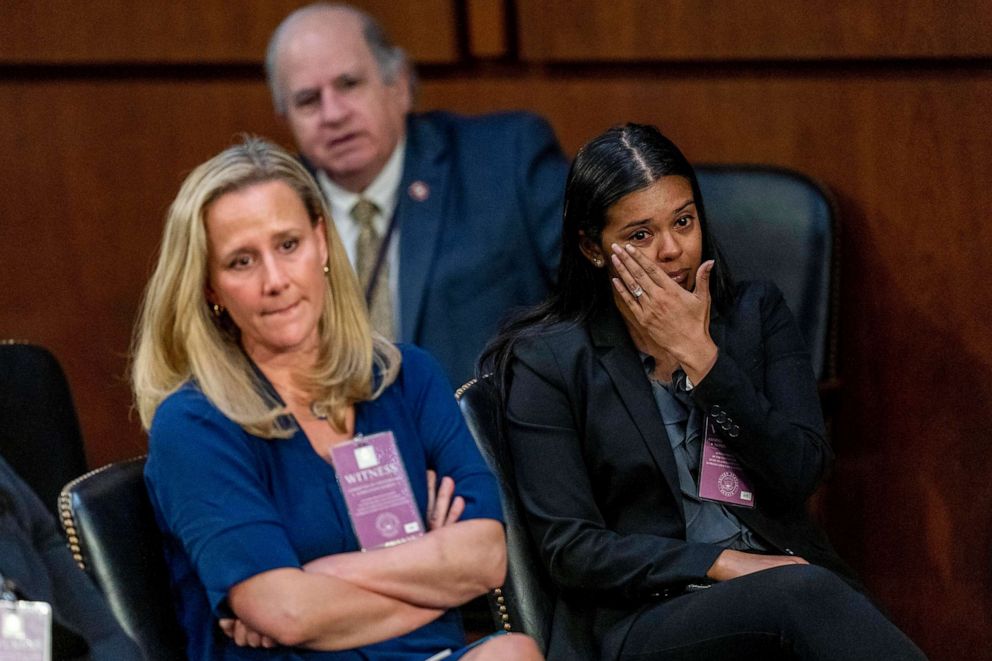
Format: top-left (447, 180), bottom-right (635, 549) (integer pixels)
top-left (505, 281), bottom-right (857, 660)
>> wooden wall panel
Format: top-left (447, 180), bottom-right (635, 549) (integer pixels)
top-left (0, 0), bottom-right (458, 63)
top-left (416, 70), bottom-right (992, 657)
top-left (518, 0), bottom-right (992, 61)
top-left (0, 78), bottom-right (293, 468)
top-left (467, 0), bottom-right (509, 59)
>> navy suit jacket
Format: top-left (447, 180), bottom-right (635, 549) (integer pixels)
top-left (308, 110), bottom-right (569, 387)
top-left (506, 282), bottom-right (858, 660)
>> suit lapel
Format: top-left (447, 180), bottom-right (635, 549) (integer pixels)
top-left (590, 307), bottom-right (686, 522)
top-left (396, 115), bottom-right (450, 342)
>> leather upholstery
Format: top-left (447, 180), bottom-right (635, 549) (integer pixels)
top-left (59, 456), bottom-right (186, 661)
top-left (696, 165), bottom-right (839, 382)
top-left (0, 342), bottom-right (88, 516)
top-left (457, 378), bottom-right (554, 653)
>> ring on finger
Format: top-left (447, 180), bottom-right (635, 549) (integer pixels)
top-left (631, 285), bottom-right (644, 299)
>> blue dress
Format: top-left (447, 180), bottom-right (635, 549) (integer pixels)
top-left (145, 345), bottom-right (503, 660)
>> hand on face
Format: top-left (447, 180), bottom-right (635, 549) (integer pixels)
top-left (611, 243), bottom-right (718, 375)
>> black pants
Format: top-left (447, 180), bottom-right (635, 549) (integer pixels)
top-left (618, 565), bottom-right (926, 660)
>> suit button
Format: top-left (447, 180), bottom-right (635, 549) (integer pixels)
top-left (715, 412), bottom-right (727, 424)
top-left (711, 405), bottom-right (722, 414)
top-left (728, 425), bottom-right (740, 438)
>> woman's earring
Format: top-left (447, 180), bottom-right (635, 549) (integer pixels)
top-left (593, 257), bottom-right (604, 268)
top-left (323, 263), bottom-right (330, 275)
top-left (211, 303), bottom-right (223, 317)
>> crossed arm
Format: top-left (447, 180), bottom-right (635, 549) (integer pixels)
top-left (222, 475), bottom-right (506, 650)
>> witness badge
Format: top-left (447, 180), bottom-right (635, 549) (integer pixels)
top-left (698, 417), bottom-right (756, 508)
top-left (0, 599), bottom-right (51, 661)
top-left (330, 431), bottom-right (425, 550)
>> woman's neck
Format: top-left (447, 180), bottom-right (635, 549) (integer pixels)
top-left (247, 344), bottom-right (320, 411)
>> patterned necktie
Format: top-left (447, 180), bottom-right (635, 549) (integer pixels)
top-left (352, 198), bottom-right (394, 339)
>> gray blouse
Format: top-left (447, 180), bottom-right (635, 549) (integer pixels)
top-left (642, 355), bottom-right (766, 552)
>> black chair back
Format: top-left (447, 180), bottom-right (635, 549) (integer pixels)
top-left (457, 378), bottom-right (555, 653)
top-left (59, 457), bottom-right (186, 661)
top-left (696, 165), bottom-right (839, 382)
top-left (0, 342), bottom-right (88, 515)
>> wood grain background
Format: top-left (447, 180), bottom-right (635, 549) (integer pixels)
top-left (2, 1), bottom-right (989, 656)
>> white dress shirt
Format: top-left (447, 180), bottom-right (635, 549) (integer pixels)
top-left (317, 139), bottom-right (405, 338)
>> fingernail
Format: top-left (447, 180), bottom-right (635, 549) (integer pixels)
top-left (625, 244), bottom-right (636, 253)
top-left (611, 243), bottom-right (622, 254)
top-left (611, 254), bottom-right (620, 267)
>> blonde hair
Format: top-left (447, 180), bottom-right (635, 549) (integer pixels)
top-left (131, 136), bottom-right (399, 437)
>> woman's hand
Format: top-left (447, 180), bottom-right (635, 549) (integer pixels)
top-left (706, 549), bottom-right (808, 582)
top-left (426, 470), bottom-right (464, 530)
top-left (218, 618), bottom-right (277, 649)
top-left (610, 243), bottom-right (718, 380)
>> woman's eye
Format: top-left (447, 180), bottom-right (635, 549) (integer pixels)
top-left (229, 255), bottom-right (252, 269)
top-left (280, 238), bottom-right (299, 252)
top-left (629, 229), bottom-right (650, 242)
top-left (675, 215), bottom-right (694, 228)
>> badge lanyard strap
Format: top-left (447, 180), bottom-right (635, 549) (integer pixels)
top-left (364, 210), bottom-right (401, 306)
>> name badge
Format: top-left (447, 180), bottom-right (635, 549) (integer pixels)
top-left (0, 600), bottom-right (52, 661)
top-left (330, 431), bottom-right (425, 551)
top-left (697, 416), bottom-right (756, 508)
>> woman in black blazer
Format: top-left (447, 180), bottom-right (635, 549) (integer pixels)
top-left (481, 124), bottom-right (925, 660)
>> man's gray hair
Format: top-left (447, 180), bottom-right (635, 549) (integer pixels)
top-left (265, 2), bottom-right (415, 115)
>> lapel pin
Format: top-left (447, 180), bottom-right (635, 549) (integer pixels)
top-left (408, 180), bottom-right (430, 202)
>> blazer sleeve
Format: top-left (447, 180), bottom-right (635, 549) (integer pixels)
top-left (505, 336), bottom-right (723, 601)
top-left (511, 114), bottom-right (569, 287)
top-left (693, 282), bottom-right (833, 504)
top-left (145, 389), bottom-right (302, 614)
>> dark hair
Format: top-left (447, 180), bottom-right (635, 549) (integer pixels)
top-left (479, 123), bottom-right (734, 395)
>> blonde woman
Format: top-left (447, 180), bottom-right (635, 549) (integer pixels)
top-left (132, 138), bottom-right (539, 660)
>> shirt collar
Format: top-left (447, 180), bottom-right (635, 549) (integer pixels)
top-left (316, 137), bottom-right (406, 231)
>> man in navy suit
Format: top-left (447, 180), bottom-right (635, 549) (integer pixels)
top-left (265, 3), bottom-right (570, 387)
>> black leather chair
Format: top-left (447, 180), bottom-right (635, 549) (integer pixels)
top-left (696, 165), bottom-right (840, 385)
top-left (59, 456), bottom-right (186, 661)
top-left (456, 377), bottom-right (555, 652)
top-left (0, 341), bottom-right (89, 516)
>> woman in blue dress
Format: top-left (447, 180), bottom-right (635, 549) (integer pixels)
top-left (131, 137), bottom-right (539, 660)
